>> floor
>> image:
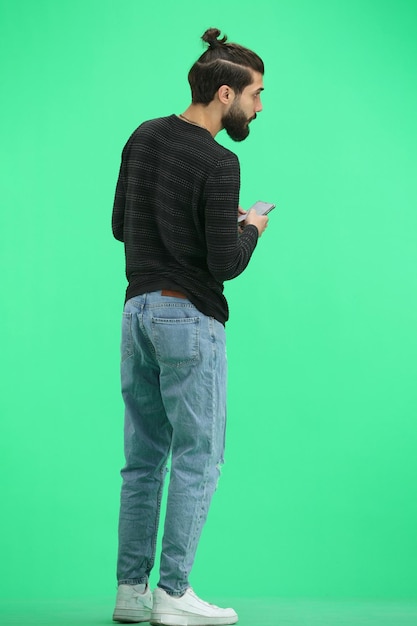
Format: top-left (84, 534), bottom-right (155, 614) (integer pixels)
top-left (1, 597), bottom-right (417, 626)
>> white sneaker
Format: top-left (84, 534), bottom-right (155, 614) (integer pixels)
top-left (150, 587), bottom-right (238, 626)
top-left (113, 583), bottom-right (153, 623)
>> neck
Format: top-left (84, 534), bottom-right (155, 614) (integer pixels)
top-left (179, 104), bottom-right (222, 137)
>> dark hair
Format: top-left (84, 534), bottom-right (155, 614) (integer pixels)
top-left (188, 28), bottom-right (264, 105)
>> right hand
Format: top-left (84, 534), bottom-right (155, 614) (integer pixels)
top-left (244, 209), bottom-right (269, 237)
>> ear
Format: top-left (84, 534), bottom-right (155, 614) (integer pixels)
top-left (217, 85), bottom-right (235, 105)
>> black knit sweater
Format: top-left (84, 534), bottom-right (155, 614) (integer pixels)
top-left (112, 115), bottom-right (258, 324)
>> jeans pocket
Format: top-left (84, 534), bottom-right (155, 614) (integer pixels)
top-left (151, 316), bottom-right (200, 367)
top-left (121, 312), bottom-right (134, 361)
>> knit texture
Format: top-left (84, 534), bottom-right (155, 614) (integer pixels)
top-left (112, 115), bottom-right (258, 324)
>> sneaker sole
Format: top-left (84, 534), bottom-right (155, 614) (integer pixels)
top-left (150, 613), bottom-right (238, 626)
top-left (113, 608), bottom-right (152, 623)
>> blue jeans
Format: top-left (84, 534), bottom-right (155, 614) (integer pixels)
top-left (117, 291), bottom-right (227, 595)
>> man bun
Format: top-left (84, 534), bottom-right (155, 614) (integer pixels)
top-left (189, 28), bottom-right (264, 105)
top-left (202, 28), bottom-right (227, 48)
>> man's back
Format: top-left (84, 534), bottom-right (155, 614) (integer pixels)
top-left (112, 114), bottom-right (258, 323)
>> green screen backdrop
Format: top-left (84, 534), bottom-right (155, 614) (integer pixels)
top-left (1, 0), bottom-right (417, 602)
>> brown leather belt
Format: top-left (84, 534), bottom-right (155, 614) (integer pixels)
top-left (161, 289), bottom-right (187, 299)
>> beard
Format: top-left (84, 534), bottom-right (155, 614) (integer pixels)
top-left (222, 100), bottom-right (255, 142)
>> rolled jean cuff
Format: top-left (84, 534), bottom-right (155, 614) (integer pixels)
top-left (158, 584), bottom-right (189, 597)
top-left (118, 577), bottom-right (148, 585)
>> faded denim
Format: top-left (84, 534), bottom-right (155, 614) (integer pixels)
top-left (117, 291), bottom-right (227, 595)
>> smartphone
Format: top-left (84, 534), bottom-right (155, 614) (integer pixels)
top-left (238, 201), bottom-right (276, 223)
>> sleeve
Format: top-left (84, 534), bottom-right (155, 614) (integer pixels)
top-left (111, 149), bottom-right (127, 242)
top-left (204, 155), bottom-right (259, 281)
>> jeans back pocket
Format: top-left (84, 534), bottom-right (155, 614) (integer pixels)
top-left (151, 316), bottom-right (200, 367)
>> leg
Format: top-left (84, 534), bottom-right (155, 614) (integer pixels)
top-left (117, 296), bottom-right (173, 585)
top-left (143, 298), bottom-right (227, 595)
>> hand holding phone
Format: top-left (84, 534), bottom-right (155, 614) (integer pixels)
top-left (238, 200), bottom-right (276, 223)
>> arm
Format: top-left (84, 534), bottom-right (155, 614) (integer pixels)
top-left (111, 153), bottom-right (127, 242)
top-left (204, 156), bottom-right (264, 281)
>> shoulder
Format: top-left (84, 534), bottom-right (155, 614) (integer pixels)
top-left (122, 115), bottom-right (239, 169)
top-left (128, 115), bottom-right (175, 140)
top-left (119, 116), bottom-right (173, 157)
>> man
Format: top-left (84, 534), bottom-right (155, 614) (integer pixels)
top-left (112, 27), bottom-right (268, 626)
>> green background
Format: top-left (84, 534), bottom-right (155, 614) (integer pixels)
top-left (1, 0), bottom-right (417, 603)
